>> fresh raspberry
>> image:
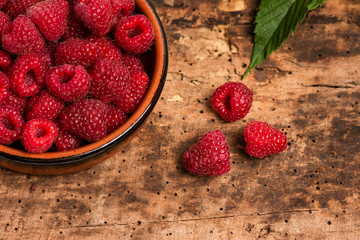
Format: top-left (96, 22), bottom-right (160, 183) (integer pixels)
top-left (110, 0), bottom-right (135, 29)
top-left (0, 71), bottom-right (9, 105)
top-left (25, 89), bottom-right (65, 121)
top-left (55, 131), bottom-right (81, 151)
top-left (105, 104), bottom-right (127, 133)
top-left (211, 82), bottom-right (253, 122)
top-left (22, 118), bottom-right (58, 153)
top-left (60, 99), bottom-right (108, 142)
top-left (87, 36), bottom-right (122, 61)
top-left (89, 58), bottom-right (129, 103)
top-left (74, 0), bottom-right (114, 37)
top-left (0, 105), bottom-right (25, 144)
top-left (115, 71), bottom-right (149, 113)
top-left (45, 64), bottom-right (91, 102)
top-left (244, 121), bottom-right (288, 158)
top-left (9, 53), bottom-right (46, 97)
top-left (4, 0), bottom-right (42, 18)
top-left (2, 15), bottom-right (45, 55)
top-left (183, 130), bottom-right (231, 177)
top-left (0, 49), bottom-right (12, 71)
top-left (114, 15), bottom-right (155, 55)
top-left (121, 54), bottom-right (144, 73)
top-left (61, 11), bottom-right (88, 40)
top-left (0, 10), bottom-right (10, 37)
top-left (1, 89), bottom-right (27, 114)
top-left (0, 0), bottom-right (8, 10)
top-left (26, 0), bottom-right (69, 41)
top-left (55, 38), bottom-right (99, 68)
top-left (39, 47), bottom-right (53, 69)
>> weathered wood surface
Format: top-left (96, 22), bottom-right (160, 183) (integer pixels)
top-left (1, 0), bottom-right (359, 239)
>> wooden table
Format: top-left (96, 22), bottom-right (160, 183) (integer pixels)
top-left (1, 0), bottom-right (359, 239)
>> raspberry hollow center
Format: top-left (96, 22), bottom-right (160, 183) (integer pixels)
top-left (128, 25), bottom-right (143, 38)
top-left (35, 128), bottom-right (47, 138)
top-left (25, 70), bottom-right (36, 86)
top-left (1, 116), bottom-right (15, 131)
top-left (224, 94), bottom-right (232, 111)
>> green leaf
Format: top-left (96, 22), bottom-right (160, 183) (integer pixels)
top-left (242, 0), bottom-right (326, 79)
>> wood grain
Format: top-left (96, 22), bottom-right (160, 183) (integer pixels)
top-left (1, 0), bottom-right (359, 239)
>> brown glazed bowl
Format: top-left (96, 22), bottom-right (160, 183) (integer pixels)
top-left (0, 0), bottom-right (168, 175)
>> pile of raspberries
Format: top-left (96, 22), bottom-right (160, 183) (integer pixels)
top-left (0, 0), bottom-right (155, 153)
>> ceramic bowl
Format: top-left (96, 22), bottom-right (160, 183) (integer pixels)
top-left (0, 0), bottom-right (168, 175)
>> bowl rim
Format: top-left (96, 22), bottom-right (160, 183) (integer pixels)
top-left (0, 0), bottom-right (168, 166)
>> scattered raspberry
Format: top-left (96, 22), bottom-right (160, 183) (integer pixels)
top-left (61, 11), bottom-right (88, 40)
top-left (183, 130), bottom-right (230, 177)
top-left (115, 15), bottom-right (155, 55)
top-left (4, 0), bottom-right (42, 18)
top-left (244, 121), bottom-right (288, 158)
top-left (211, 82), bottom-right (253, 122)
top-left (121, 54), bottom-right (144, 73)
top-left (0, 71), bottom-right (9, 104)
top-left (0, 105), bottom-right (25, 144)
top-left (55, 131), bottom-right (81, 151)
top-left (9, 53), bottom-right (46, 97)
top-left (1, 89), bottom-right (27, 114)
top-left (26, 0), bottom-right (69, 41)
top-left (89, 58), bottom-right (129, 103)
top-left (88, 36), bottom-right (122, 61)
top-left (60, 99), bottom-right (108, 142)
top-left (22, 118), bottom-right (58, 153)
top-left (2, 15), bottom-right (45, 55)
top-left (115, 71), bottom-right (149, 113)
top-left (0, 49), bottom-right (12, 71)
top-left (25, 89), bottom-right (64, 121)
top-left (0, 0), bottom-right (8, 10)
top-left (0, 10), bottom-right (10, 37)
top-left (74, 0), bottom-right (114, 37)
top-left (105, 104), bottom-right (127, 133)
top-left (55, 38), bottom-right (99, 68)
top-left (45, 64), bottom-right (91, 102)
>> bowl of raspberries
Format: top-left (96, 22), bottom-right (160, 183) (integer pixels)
top-left (0, 0), bottom-right (168, 174)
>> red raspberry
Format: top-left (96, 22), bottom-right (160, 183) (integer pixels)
top-left (211, 82), bottom-right (253, 122)
top-left (55, 131), bottom-right (81, 151)
top-left (89, 59), bottom-right (129, 103)
top-left (60, 99), bottom-right (108, 142)
top-left (25, 89), bottom-right (65, 121)
top-left (74, 0), bottom-right (114, 37)
top-left (55, 38), bottom-right (99, 68)
top-left (110, 0), bottom-right (135, 29)
top-left (0, 105), bottom-right (25, 145)
top-left (0, 71), bottom-right (9, 105)
top-left (61, 11), bottom-right (88, 40)
top-left (0, 49), bottom-right (12, 71)
top-left (9, 53), bottom-right (46, 97)
top-left (2, 15), bottom-right (45, 55)
top-left (26, 0), bottom-right (69, 41)
top-left (105, 104), bottom-right (127, 133)
top-left (114, 15), bottom-right (155, 55)
top-left (121, 54), bottom-right (144, 73)
top-left (45, 64), bottom-right (91, 102)
top-left (0, 10), bottom-right (10, 37)
top-left (244, 121), bottom-right (288, 158)
top-left (1, 89), bottom-right (27, 114)
top-left (4, 0), bottom-right (42, 18)
top-left (22, 118), bottom-right (58, 153)
top-left (88, 36), bottom-right (122, 61)
top-left (115, 71), bottom-right (149, 113)
top-left (0, 0), bottom-right (8, 9)
top-left (183, 130), bottom-right (231, 177)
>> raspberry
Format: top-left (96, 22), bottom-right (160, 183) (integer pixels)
top-left (0, 10), bottom-right (10, 37)
top-left (22, 118), bottom-right (58, 153)
top-left (88, 36), bottom-right (122, 61)
top-left (0, 0), bottom-right (8, 9)
top-left (55, 131), bottom-right (81, 151)
top-left (211, 82), bottom-right (253, 122)
top-left (2, 15), bottom-right (45, 55)
top-left (110, 0), bottom-right (135, 29)
top-left (0, 71), bottom-right (9, 105)
top-left (9, 53), bottom-right (46, 97)
top-left (26, 0), bottom-right (69, 41)
top-left (244, 121), bottom-right (288, 158)
top-left (105, 104), bottom-right (127, 133)
top-left (0, 105), bottom-right (25, 144)
top-left (114, 15), bottom-right (155, 55)
top-left (45, 64), bottom-right (91, 102)
top-left (4, 0), bottom-right (42, 18)
top-left (61, 11), bottom-right (88, 40)
top-left (25, 89), bottom-right (64, 121)
top-left (89, 58), bottom-right (129, 103)
top-left (1, 89), bottom-right (27, 114)
top-left (55, 38), bottom-right (99, 68)
top-left (0, 49), bottom-right (12, 71)
top-left (60, 99), bottom-right (108, 142)
top-left (183, 130), bottom-right (231, 177)
top-left (74, 0), bottom-right (114, 37)
top-left (115, 71), bottom-right (149, 113)
top-left (121, 54), bottom-right (144, 73)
